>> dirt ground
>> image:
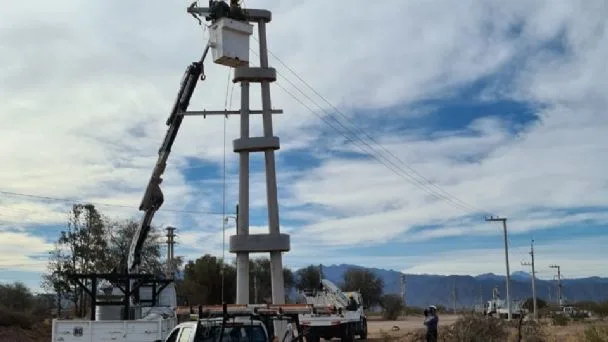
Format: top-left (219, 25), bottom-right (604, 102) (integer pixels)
top-left (362, 315), bottom-right (608, 342)
top-left (362, 314), bottom-right (458, 341)
top-left (366, 314), bottom-right (459, 339)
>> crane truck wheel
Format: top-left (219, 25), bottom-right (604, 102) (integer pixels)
top-left (359, 318), bottom-right (368, 340)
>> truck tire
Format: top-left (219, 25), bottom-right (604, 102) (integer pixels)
top-left (341, 323), bottom-right (354, 342)
top-left (359, 318), bottom-right (368, 340)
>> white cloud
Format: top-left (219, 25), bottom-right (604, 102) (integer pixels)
top-left (1, 0), bottom-right (607, 281)
top-left (402, 235), bottom-right (608, 279)
top-left (0, 232), bottom-right (52, 272)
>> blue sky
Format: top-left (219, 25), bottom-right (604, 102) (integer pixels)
top-left (1, 0), bottom-right (608, 292)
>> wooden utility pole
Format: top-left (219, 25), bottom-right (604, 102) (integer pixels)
top-left (521, 239), bottom-right (537, 320)
top-left (486, 216), bottom-right (512, 320)
top-left (401, 274), bottom-right (407, 307)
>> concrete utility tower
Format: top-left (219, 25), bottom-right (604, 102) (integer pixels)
top-left (189, 3), bottom-right (290, 306)
top-left (486, 216), bottom-right (512, 320)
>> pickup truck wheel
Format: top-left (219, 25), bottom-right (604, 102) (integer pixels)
top-left (359, 318), bottom-right (368, 340)
top-left (340, 323), bottom-right (354, 342)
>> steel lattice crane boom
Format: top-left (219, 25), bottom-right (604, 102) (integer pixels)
top-left (127, 46), bottom-right (210, 275)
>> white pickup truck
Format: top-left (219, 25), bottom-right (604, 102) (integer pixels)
top-left (164, 304), bottom-right (306, 342)
top-left (163, 317), bottom-right (272, 342)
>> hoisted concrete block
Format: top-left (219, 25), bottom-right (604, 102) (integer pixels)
top-left (208, 17), bottom-right (253, 67)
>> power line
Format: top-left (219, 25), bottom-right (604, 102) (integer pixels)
top-left (263, 44), bottom-right (487, 215)
top-left (0, 190), bottom-right (224, 215)
top-left (250, 43), bottom-right (491, 216)
top-left (271, 77), bottom-right (477, 214)
top-left (249, 56), bottom-right (478, 214)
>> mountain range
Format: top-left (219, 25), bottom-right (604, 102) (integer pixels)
top-left (319, 264), bottom-right (608, 309)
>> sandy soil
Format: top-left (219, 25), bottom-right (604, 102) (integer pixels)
top-left (363, 314), bottom-right (459, 341)
top-left (368, 314), bottom-right (459, 334)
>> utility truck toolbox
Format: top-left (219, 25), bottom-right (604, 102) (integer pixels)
top-left (51, 318), bottom-right (176, 342)
top-left (209, 17), bottom-right (253, 67)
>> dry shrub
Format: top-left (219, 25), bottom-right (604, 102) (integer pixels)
top-left (584, 324), bottom-right (608, 342)
top-left (551, 314), bottom-right (569, 326)
top-left (0, 307), bottom-right (35, 329)
top-left (520, 320), bottom-right (546, 342)
top-left (440, 313), bottom-right (508, 342)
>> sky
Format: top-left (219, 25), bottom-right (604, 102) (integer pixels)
top-left (1, 0), bottom-right (607, 292)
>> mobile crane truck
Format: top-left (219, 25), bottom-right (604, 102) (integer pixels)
top-left (51, 2), bottom-right (254, 341)
top-left (297, 279), bottom-right (368, 342)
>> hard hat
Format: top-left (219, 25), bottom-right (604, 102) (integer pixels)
top-left (429, 305), bottom-right (437, 310)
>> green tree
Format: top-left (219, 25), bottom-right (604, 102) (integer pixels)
top-left (340, 268), bottom-right (384, 308)
top-left (295, 265), bottom-right (322, 290)
top-left (0, 282), bottom-right (34, 311)
top-left (41, 204), bottom-right (108, 317)
top-left (42, 204), bottom-right (165, 317)
top-left (178, 254), bottom-right (236, 305)
top-left (249, 258), bottom-right (295, 303)
top-left (380, 294), bottom-right (405, 320)
top-left (104, 218), bottom-right (164, 274)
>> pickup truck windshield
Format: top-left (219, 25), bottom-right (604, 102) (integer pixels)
top-left (195, 325), bottom-right (267, 342)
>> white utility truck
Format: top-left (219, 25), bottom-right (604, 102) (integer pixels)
top-left (51, 286), bottom-right (178, 342)
top-left (52, 316), bottom-right (177, 342)
top-left (297, 279), bottom-right (367, 342)
top-left (483, 287), bottom-right (526, 319)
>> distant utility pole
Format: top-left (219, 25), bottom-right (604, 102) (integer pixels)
top-left (165, 226), bottom-right (176, 278)
top-left (521, 239), bottom-right (537, 320)
top-left (400, 274), bottom-right (407, 307)
top-left (486, 216), bottom-right (512, 320)
top-left (549, 265), bottom-right (563, 306)
top-left (452, 280), bottom-right (457, 313)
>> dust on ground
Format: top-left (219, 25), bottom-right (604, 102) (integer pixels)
top-left (364, 314), bottom-right (459, 341)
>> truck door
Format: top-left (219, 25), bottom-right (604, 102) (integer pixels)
top-left (165, 327), bottom-right (181, 342)
top-left (178, 326), bottom-right (194, 342)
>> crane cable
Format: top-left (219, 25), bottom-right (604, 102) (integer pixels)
top-left (220, 67), bottom-right (232, 303)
